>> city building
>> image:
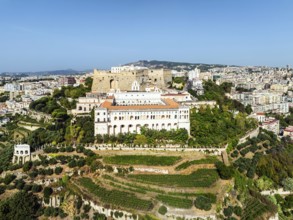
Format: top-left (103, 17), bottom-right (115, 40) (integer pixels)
top-left (72, 97), bottom-right (102, 115)
top-left (260, 117), bottom-right (280, 135)
top-left (58, 77), bottom-right (76, 86)
top-left (232, 90), bottom-right (289, 114)
top-left (283, 126), bottom-right (293, 138)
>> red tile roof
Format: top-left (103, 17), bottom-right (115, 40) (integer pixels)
top-left (100, 98), bottom-right (180, 110)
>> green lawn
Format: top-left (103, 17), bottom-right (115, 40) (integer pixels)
top-left (128, 169), bottom-right (219, 187)
top-left (103, 155), bottom-right (181, 166)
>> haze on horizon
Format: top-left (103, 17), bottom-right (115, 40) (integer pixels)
top-left (0, 0), bottom-right (292, 73)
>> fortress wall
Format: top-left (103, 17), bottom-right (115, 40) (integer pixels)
top-left (92, 68), bottom-right (172, 93)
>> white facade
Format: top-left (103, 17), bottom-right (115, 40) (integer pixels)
top-left (260, 117), bottom-right (280, 135)
top-left (73, 97), bottom-right (101, 115)
top-left (188, 68), bottom-right (200, 81)
top-left (13, 144), bottom-right (31, 164)
top-left (114, 91), bottom-right (163, 106)
top-left (94, 92), bottom-right (190, 136)
top-left (252, 102), bottom-right (289, 114)
top-left (4, 83), bottom-right (20, 92)
top-left (233, 90), bottom-right (289, 114)
top-left (111, 65), bottom-right (147, 73)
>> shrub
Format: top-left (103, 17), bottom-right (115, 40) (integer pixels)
top-left (234, 205), bottom-right (242, 216)
top-left (55, 166), bottom-right (63, 175)
top-left (215, 162), bottom-right (234, 179)
top-left (223, 206), bottom-right (233, 217)
top-left (83, 204), bottom-right (91, 213)
top-left (0, 185), bottom-right (5, 195)
top-left (194, 196), bottom-right (212, 211)
top-left (3, 174), bottom-right (16, 185)
top-left (43, 187), bottom-right (53, 198)
top-left (158, 205), bottom-right (167, 215)
top-left (23, 161), bottom-right (33, 172)
top-left (32, 184), bottom-right (42, 192)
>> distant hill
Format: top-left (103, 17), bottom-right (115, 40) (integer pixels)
top-left (1, 69), bottom-right (86, 76)
top-left (125, 60), bottom-right (235, 71)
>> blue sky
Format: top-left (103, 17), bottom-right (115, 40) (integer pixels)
top-left (0, 0), bottom-right (293, 72)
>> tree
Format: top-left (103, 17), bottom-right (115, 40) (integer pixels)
top-left (85, 77), bottom-right (93, 88)
top-left (14, 179), bottom-right (25, 190)
top-left (234, 205), bottom-right (242, 216)
top-left (223, 206), bottom-right (233, 217)
top-left (0, 185), bottom-right (5, 195)
top-left (215, 162), bottom-right (234, 179)
top-left (23, 161), bottom-right (32, 172)
top-left (55, 166), bottom-right (63, 175)
top-left (256, 176), bottom-right (275, 190)
top-left (194, 196), bottom-right (212, 211)
top-left (43, 187), bottom-right (53, 198)
top-left (75, 196), bottom-right (83, 211)
top-left (133, 134), bottom-right (147, 146)
top-left (158, 205), bottom-right (167, 215)
top-left (83, 204), bottom-right (91, 213)
top-left (32, 184), bottom-right (42, 193)
top-left (90, 160), bottom-right (103, 172)
top-left (3, 174), bottom-right (16, 185)
top-left (245, 104), bottom-right (253, 115)
top-left (0, 191), bottom-right (41, 219)
top-left (282, 178), bottom-right (293, 191)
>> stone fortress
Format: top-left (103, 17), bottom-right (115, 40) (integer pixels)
top-left (91, 66), bottom-right (172, 93)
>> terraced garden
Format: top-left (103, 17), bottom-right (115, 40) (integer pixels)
top-left (156, 195), bottom-right (193, 209)
top-left (175, 156), bottom-right (219, 170)
top-left (70, 151), bottom-right (226, 218)
top-left (78, 177), bottom-right (153, 211)
top-left (103, 155), bottom-right (181, 166)
top-left (128, 169), bottom-right (219, 187)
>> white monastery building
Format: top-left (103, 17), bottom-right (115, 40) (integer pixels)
top-left (94, 82), bottom-right (190, 136)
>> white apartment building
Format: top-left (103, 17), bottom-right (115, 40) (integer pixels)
top-left (4, 83), bottom-right (20, 92)
top-left (188, 68), bottom-right (200, 81)
top-left (233, 90), bottom-right (289, 114)
top-left (94, 91), bottom-right (190, 136)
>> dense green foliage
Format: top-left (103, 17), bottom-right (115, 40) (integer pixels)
top-left (172, 77), bottom-right (186, 84)
top-left (156, 195), bottom-right (192, 209)
top-left (53, 84), bottom-right (90, 99)
top-left (215, 161), bottom-right (234, 180)
top-left (78, 177), bottom-right (153, 211)
top-left (65, 116), bottom-right (94, 144)
top-left (26, 127), bottom-right (66, 149)
top-left (256, 147), bottom-right (293, 185)
top-left (128, 169), bottom-right (219, 187)
top-left (29, 96), bottom-right (66, 115)
top-left (0, 145), bottom-right (13, 171)
top-left (0, 94), bottom-right (9, 102)
top-left (104, 155), bottom-right (181, 166)
top-left (175, 156), bottom-right (219, 170)
top-left (189, 107), bottom-right (257, 146)
top-left (193, 81), bottom-right (252, 114)
top-left (241, 190), bottom-right (277, 220)
top-left (96, 128), bottom-right (188, 146)
top-left (0, 191), bottom-right (41, 219)
top-left (194, 196), bottom-right (212, 211)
